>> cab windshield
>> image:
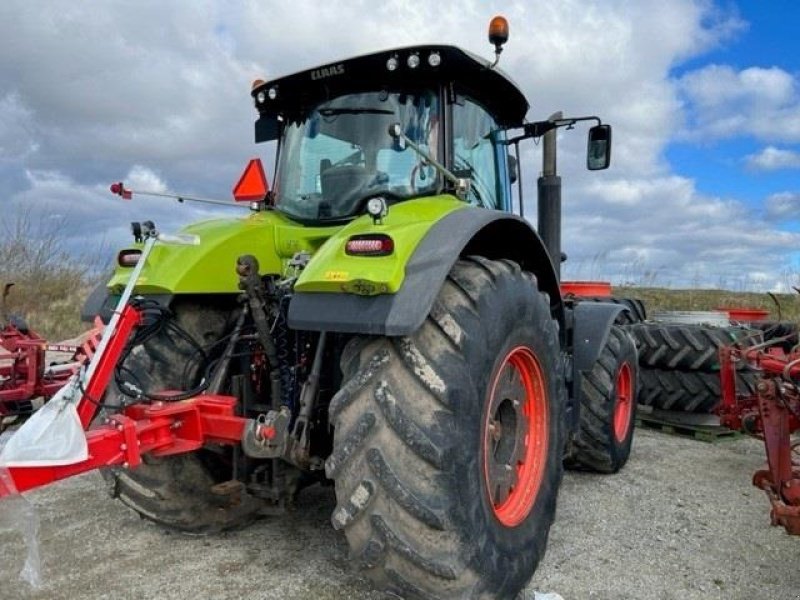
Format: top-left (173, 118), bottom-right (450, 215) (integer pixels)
top-left (274, 90), bottom-right (440, 222)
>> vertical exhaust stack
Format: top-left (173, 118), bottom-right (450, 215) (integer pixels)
top-left (538, 111), bottom-right (563, 280)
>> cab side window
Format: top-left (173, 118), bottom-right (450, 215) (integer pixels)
top-left (451, 97), bottom-right (503, 209)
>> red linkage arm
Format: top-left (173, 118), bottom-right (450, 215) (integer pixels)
top-left (0, 300), bottom-right (250, 498)
top-left (77, 303), bottom-right (141, 428)
top-left (2, 395), bottom-right (247, 496)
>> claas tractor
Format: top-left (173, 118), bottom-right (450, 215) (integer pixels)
top-left (0, 18), bottom-right (639, 599)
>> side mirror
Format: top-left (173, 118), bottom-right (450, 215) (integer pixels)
top-left (587, 124), bottom-right (612, 170)
top-left (255, 115), bottom-right (280, 143)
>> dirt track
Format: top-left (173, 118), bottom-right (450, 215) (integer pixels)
top-left (1, 427), bottom-right (798, 600)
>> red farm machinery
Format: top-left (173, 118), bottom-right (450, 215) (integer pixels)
top-left (719, 338), bottom-right (800, 534)
top-left (0, 283), bottom-right (101, 433)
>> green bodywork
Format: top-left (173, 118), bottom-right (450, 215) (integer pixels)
top-left (107, 195), bottom-right (467, 297)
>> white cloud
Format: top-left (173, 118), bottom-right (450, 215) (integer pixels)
top-left (0, 0), bottom-right (796, 290)
top-left (561, 174), bottom-right (800, 288)
top-left (0, 93), bottom-right (39, 160)
top-left (678, 65), bottom-right (800, 142)
top-left (746, 146), bottom-right (800, 171)
top-left (2, 169), bottom-right (238, 259)
top-left (764, 192), bottom-right (800, 221)
top-left (125, 166), bottom-right (168, 194)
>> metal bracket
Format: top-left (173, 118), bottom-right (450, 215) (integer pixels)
top-left (241, 407), bottom-right (291, 459)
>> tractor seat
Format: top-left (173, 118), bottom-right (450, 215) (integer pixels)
top-left (320, 165), bottom-right (373, 217)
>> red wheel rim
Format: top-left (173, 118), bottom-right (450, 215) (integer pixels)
top-left (613, 362), bottom-right (633, 443)
top-left (483, 346), bottom-right (549, 527)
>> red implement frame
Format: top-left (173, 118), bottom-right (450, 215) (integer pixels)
top-left (718, 345), bottom-right (800, 534)
top-left (0, 329), bottom-right (52, 403)
top-left (0, 303), bottom-right (250, 498)
top-left (0, 321), bottom-right (102, 413)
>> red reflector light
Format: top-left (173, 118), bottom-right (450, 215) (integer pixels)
top-left (345, 235), bottom-right (394, 256)
top-left (110, 182), bottom-right (132, 200)
top-left (118, 249), bottom-right (142, 267)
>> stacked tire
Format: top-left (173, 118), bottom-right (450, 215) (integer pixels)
top-left (578, 296), bottom-right (647, 325)
top-left (627, 322), bottom-right (761, 413)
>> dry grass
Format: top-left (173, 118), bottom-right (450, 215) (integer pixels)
top-left (614, 286), bottom-right (800, 322)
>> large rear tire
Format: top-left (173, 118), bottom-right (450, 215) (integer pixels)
top-left (327, 257), bottom-right (566, 599)
top-left (100, 299), bottom-right (260, 533)
top-left (565, 326), bottom-right (638, 473)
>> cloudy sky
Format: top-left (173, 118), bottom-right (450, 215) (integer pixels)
top-left (1, 0), bottom-right (799, 290)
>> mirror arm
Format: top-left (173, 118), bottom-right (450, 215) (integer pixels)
top-left (505, 115), bottom-right (602, 145)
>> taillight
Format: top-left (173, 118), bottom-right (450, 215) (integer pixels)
top-left (345, 234), bottom-right (394, 257)
top-left (118, 249), bottom-right (142, 267)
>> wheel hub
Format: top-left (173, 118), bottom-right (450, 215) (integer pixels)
top-left (483, 346), bottom-right (549, 527)
top-left (612, 362), bottom-right (633, 443)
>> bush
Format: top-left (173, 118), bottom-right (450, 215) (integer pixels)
top-left (0, 211), bottom-right (105, 341)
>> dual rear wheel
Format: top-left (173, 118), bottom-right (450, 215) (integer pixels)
top-left (565, 325), bottom-right (638, 473)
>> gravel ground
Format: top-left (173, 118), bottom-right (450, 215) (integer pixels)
top-left (1, 427), bottom-right (798, 600)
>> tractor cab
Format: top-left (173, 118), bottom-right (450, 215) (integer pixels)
top-left (250, 45), bottom-right (529, 222)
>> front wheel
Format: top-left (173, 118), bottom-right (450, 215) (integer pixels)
top-left (327, 257), bottom-right (566, 599)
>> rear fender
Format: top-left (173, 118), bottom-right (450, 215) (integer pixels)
top-left (289, 206), bottom-right (562, 335)
top-left (567, 301), bottom-right (630, 432)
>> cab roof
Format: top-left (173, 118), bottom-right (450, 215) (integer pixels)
top-left (252, 45), bottom-right (529, 129)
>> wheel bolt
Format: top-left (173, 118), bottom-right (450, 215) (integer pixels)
top-left (488, 420), bottom-right (502, 441)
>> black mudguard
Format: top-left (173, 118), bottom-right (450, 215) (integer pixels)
top-left (80, 281), bottom-right (112, 323)
top-left (566, 301), bottom-right (631, 433)
top-left (80, 283), bottom-right (171, 325)
top-left (288, 207), bottom-right (562, 336)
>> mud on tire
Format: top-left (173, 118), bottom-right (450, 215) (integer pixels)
top-left (100, 299), bottom-right (260, 533)
top-left (565, 326), bottom-right (638, 473)
top-left (327, 257), bottom-right (566, 599)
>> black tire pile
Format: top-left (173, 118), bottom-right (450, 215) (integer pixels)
top-left (579, 296), bottom-right (647, 325)
top-left (626, 322), bottom-right (762, 413)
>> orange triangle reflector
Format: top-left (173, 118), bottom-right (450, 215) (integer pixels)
top-left (233, 158), bottom-right (269, 202)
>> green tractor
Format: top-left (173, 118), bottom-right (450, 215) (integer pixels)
top-left (87, 18), bottom-right (638, 600)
